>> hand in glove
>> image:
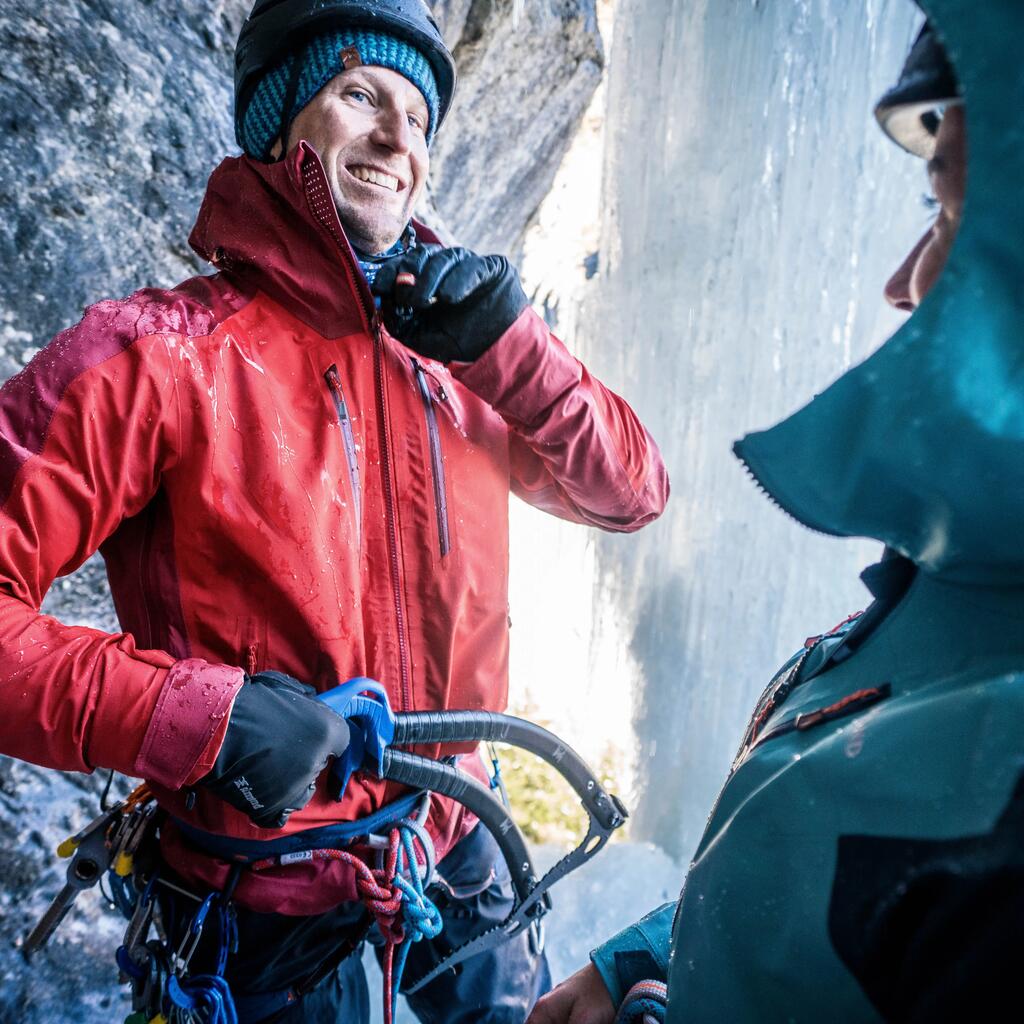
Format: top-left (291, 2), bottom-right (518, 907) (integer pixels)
top-left (198, 670), bottom-right (351, 829)
top-left (372, 245), bottom-right (529, 363)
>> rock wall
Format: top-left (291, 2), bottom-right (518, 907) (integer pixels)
top-left (0, 1), bottom-right (601, 1018)
top-left (429, 0), bottom-right (603, 253)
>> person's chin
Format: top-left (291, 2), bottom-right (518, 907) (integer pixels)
top-left (340, 212), bottom-right (405, 254)
top-left (336, 199), bottom-right (405, 250)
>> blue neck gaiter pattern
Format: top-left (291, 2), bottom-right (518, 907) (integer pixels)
top-left (354, 224), bottom-right (417, 295)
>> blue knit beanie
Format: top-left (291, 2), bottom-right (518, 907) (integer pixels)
top-left (241, 29), bottom-right (440, 161)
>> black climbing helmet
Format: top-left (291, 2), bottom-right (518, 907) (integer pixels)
top-left (874, 18), bottom-right (962, 159)
top-left (234, 0), bottom-right (457, 152)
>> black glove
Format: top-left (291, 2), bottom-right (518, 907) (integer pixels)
top-left (372, 245), bottom-right (529, 363)
top-left (198, 671), bottom-right (351, 830)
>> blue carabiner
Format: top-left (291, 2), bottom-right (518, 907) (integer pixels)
top-left (174, 892), bottom-right (216, 974)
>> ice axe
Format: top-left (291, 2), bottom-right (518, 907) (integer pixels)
top-left (318, 680), bottom-right (629, 992)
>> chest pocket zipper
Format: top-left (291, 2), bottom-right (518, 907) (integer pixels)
top-left (324, 365), bottom-right (362, 544)
top-left (411, 357), bottom-right (451, 558)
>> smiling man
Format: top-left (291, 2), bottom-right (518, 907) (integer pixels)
top-left (267, 62), bottom-right (431, 257)
top-left (0, 0), bottom-right (667, 1022)
top-left (280, 67), bottom-right (427, 248)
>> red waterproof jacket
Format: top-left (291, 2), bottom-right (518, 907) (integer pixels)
top-left (0, 144), bottom-right (667, 913)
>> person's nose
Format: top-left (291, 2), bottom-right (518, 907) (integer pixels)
top-left (884, 230), bottom-right (931, 312)
top-left (371, 104), bottom-right (412, 154)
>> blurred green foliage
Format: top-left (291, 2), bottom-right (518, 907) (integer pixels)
top-left (488, 701), bottom-right (630, 848)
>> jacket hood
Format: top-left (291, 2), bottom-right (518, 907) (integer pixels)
top-left (189, 142), bottom-right (438, 339)
top-left (734, 0), bottom-right (1024, 585)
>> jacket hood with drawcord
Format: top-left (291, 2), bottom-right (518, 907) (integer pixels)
top-left (734, 0), bottom-right (1024, 586)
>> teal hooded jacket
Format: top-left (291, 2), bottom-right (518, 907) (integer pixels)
top-left (592, 0), bottom-right (1024, 1019)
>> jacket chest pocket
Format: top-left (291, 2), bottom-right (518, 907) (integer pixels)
top-left (324, 365), bottom-right (363, 546)
top-left (410, 357), bottom-right (451, 558)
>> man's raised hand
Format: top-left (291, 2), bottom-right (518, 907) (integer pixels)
top-left (373, 244), bottom-right (529, 363)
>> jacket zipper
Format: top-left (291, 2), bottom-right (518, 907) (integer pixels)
top-left (416, 363), bottom-right (460, 429)
top-left (697, 616), bottom-right (872, 859)
top-left (301, 152), bottom-right (412, 711)
top-left (375, 326), bottom-right (413, 710)
top-left (737, 610), bottom-right (866, 755)
top-left (411, 357), bottom-right (451, 557)
top-left (324, 365), bottom-right (363, 545)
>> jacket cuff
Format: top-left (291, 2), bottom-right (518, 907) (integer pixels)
top-left (133, 658), bottom-right (244, 789)
top-left (450, 306), bottom-right (579, 420)
top-left (589, 902), bottom-right (676, 1009)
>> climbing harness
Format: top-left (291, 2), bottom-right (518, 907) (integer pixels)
top-left (24, 683), bottom-right (628, 1022)
top-left (298, 821), bottom-right (442, 1024)
top-left (615, 980), bottom-right (668, 1024)
top-left (243, 812), bottom-right (440, 1024)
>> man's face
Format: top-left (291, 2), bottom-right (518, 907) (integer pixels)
top-left (284, 65), bottom-right (430, 254)
top-left (884, 105), bottom-right (967, 311)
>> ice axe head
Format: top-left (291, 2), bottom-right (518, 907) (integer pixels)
top-left (317, 677), bottom-right (396, 799)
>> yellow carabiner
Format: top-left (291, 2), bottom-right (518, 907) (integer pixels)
top-left (56, 836), bottom-right (79, 859)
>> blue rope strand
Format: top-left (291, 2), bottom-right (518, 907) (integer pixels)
top-left (387, 823), bottom-right (443, 1016)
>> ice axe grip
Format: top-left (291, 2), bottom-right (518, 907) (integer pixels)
top-left (392, 710), bottom-right (626, 831)
top-left (317, 678), bottom-right (395, 798)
